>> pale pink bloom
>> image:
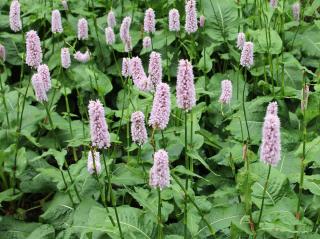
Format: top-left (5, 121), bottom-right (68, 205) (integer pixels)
top-left (301, 85), bottom-right (309, 111)
top-left (185, 0), bottom-right (198, 34)
top-left (31, 73), bottom-right (47, 102)
top-left (87, 151), bottom-right (102, 175)
top-left (0, 44), bottom-right (5, 62)
top-left (199, 15), bottom-right (205, 27)
top-left (260, 105), bottom-right (281, 166)
top-left (237, 32), bottom-right (246, 50)
top-left (124, 37), bottom-right (132, 52)
top-left (131, 111), bottom-right (148, 146)
top-left (292, 2), bottom-right (300, 21)
top-left (149, 82), bottom-right (171, 130)
top-left (107, 10), bottom-right (116, 28)
top-left (266, 101), bottom-right (278, 116)
top-left (144, 8), bottom-right (156, 33)
top-left (143, 36), bottom-right (152, 49)
top-left (130, 56), bottom-right (150, 91)
top-left (26, 30), bottom-right (43, 69)
top-left (78, 18), bottom-right (88, 40)
top-left (37, 64), bottom-right (51, 92)
top-left (169, 9), bottom-right (180, 31)
top-left (51, 10), bottom-right (63, 33)
top-left (148, 51), bottom-right (162, 89)
top-left (74, 50), bottom-right (90, 63)
top-left (88, 99), bottom-right (111, 149)
top-left (61, 0), bottom-right (68, 10)
top-left (240, 42), bottom-right (254, 68)
top-left (61, 48), bottom-right (71, 69)
top-left (105, 27), bottom-right (115, 45)
top-left (9, 0), bottom-right (22, 32)
top-left (149, 149), bottom-right (170, 190)
top-left (270, 0), bottom-right (278, 8)
top-left (219, 80), bottom-right (232, 104)
top-left (176, 59), bottom-right (196, 111)
top-left (120, 16), bottom-right (132, 51)
top-left (122, 57), bottom-right (131, 77)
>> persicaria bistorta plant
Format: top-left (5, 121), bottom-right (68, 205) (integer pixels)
top-left (149, 149), bottom-right (170, 190)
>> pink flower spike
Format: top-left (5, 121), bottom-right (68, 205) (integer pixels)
top-left (237, 32), bottom-right (246, 50)
top-left (185, 0), bottom-right (198, 34)
top-left (37, 64), bottom-right (51, 92)
top-left (169, 9), bottom-right (180, 32)
top-left (122, 57), bottom-right (131, 77)
top-left (107, 10), bottom-right (116, 28)
top-left (301, 85), bottom-right (310, 111)
top-left (240, 41), bottom-right (254, 68)
top-left (219, 80), bottom-right (232, 104)
top-left (74, 50), bottom-right (90, 63)
top-left (51, 10), bottom-right (63, 33)
top-left (131, 111), bottom-right (148, 146)
top-left (270, 0), bottom-right (278, 9)
top-left (130, 56), bottom-right (151, 91)
top-left (120, 16), bottom-right (131, 44)
top-left (61, 48), bottom-right (71, 69)
top-left (9, 0), bottom-right (22, 32)
top-left (88, 99), bottom-right (111, 149)
top-left (78, 18), bottom-right (88, 40)
top-left (149, 82), bottom-right (171, 130)
top-left (148, 51), bottom-right (162, 90)
top-left (199, 15), bottom-right (205, 27)
top-left (26, 30), bottom-right (43, 69)
top-left (292, 2), bottom-right (300, 21)
top-left (149, 149), bottom-right (170, 190)
top-left (260, 106), bottom-right (281, 166)
top-left (176, 59), bottom-right (196, 111)
top-left (266, 101), bottom-right (278, 116)
top-left (143, 36), bottom-right (152, 49)
top-left (61, 0), bottom-right (68, 10)
top-left (87, 151), bottom-right (102, 175)
top-left (0, 44), bottom-right (6, 62)
top-left (105, 27), bottom-right (115, 45)
top-left (31, 73), bottom-right (47, 102)
top-left (144, 8), bottom-right (156, 33)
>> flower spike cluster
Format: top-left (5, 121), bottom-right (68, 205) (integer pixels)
top-left (107, 10), bottom-right (116, 28)
top-left (87, 151), bottom-right (102, 175)
top-left (148, 51), bottom-right (162, 89)
top-left (105, 27), bottom-right (115, 45)
top-left (51, 10), bottom-right (63, 33)
top-left (219, 80), bottom-right (232, 104)
top-left (122, 58), bottom-right (131, 77)
top-left (169, 9), bottom-right (180, 31)
top-left (130, 57), bottom-right (150, 91)
top-left (185, 0), bottom-right (198, 34)
top-left (237, 32), bottom-right (246, 50)
top-left (78, 18), bottom-right (88, 40)
top-left (74, 50), bottom-right (90, 63)
top-left (149, 149), bottom-right (170, 190)
top-left (144, 8), bottom-right (156, 33)
top-left (9, 0), bottom-right (22, 32)
top-left (240, 42), bottom-right (254, 68)
top-left (131, 111), bottom-right (148, 146)
top-left (61, 48), bottom-right (71, 69)
top-left (26, 30), bottom-right (43, 69)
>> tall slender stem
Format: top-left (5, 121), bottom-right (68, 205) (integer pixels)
top-left (0, 64), bottom-right (10, 128)
top-left (157, 188), bottom-right (163, 239)
top-left (256, 164), bottom-right (272, 228)
top-left (184, 110), bottom-right (188, 239)
top-left (242, 70), bottom-right (251, 142)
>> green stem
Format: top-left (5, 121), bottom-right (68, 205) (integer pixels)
top-left (256, 164), bottom-right (272, 228)
top-left (184, 111), bottom-right (188, 239)
top-left (157, 188), bottom-right (163, 239)
top-left (138, 145), bottom-right (147, 182)
top-left (242, 70), bottom-right (251, 142)
top-left (0, 64), bottom-right (10, 128)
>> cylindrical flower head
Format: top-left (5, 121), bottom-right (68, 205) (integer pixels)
top-left (0, 44), bottom-right (6, 62)
top-left (149, 149), bottom-right (170, 190)
top-left (176, 59), bottom-right (196, 111)
top-left (169, 9), bottom-right (180, 32)
top-left (219, 80), bottom-right (232, 104)
top-left (266, 101), bottom-right (278, 116)
top-left (78, 18), bottom-right (88, 40)
top-left (61, 47), bottom-right (71, 69)
top-left (9, 0), bottom-right (22, 32)
top-left (270, 0), bottom-right (278, 8)
top-left (74, 50), bottom-right (90, 63)
top-left (105, 27), bottom-right (115, 45)
top-left (87, 151), bottom-right (102, 175)
top-left (292, 2), bottom-right (300, 21)
top-left (240, 42), bottom-right (254, 68)
top-left (107, 10), bottom-right (116, 28)
top-left (26, 30), bottom-right (43, 69)
top-left (37, 64), bottom-right (51, 92)
top-left (122, 57), bottom-right (131, 77)
top-left (237, 32), bottom-right (246, 50)
top-left (130, 56), bottom-right (151, 91)
top-left (199, 15), bottom-right (205, 27)
top-left (143, 36), bottom-right (152, 49)
top-left (31, 73), bottom-right (47, 102)
top-left (260, 112), bottom-right (281, 166)
top-left (131, 111), bottom-right (148, 146)
top-left (88, 99), bottom-right (111, 149)
top-left (301, 85), bottom-right (309, 111)
top-left (61, 0), bottom-right (68, 10)
top-left (149, 82), bottom-right (171, 130)
top-left (144, 8), bottom-right (156, 33)
top-left (120, 16), bottom-right (131, 44)
top-left (185, 0), bottom-right (198, 34)
top-left (51, 10), bottom-right (63, 33)
top-left (148, 51), bottom-right (162, 89)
